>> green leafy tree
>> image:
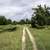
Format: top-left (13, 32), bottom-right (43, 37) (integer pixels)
top-left (12, 21), bottom-right (17, 25)
top-left (25, 19), bottom-right (31, 24)
top-left (31, 5), bottom-right (50, 27)
top-left (19, 19), bottom-right (25, 24)
top-left (7, 19), bottom-right (12, 24)
top-left (0, 16), bottom-right (7, 25)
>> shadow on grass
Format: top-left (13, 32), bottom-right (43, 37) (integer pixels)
top-left (0, 27), bottom-right (17, 33)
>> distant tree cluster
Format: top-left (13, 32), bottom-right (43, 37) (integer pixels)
top-left (0, 16), bottom-right (31, 25)
top-left (0, 16), bottom-right (8, 25)
top-left (0, 16), bottom-right (17, 25)
top-left (31, 5), bottom-right (50, 28)
top-left (18, 19), bottom-right (31, 25)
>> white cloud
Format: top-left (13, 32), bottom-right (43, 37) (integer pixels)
top-left (0, 0), bottom-right (50, 21)
top-left (0, 0), bottom-right (33, 21)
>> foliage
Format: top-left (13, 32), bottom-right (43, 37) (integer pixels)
top-left (18, 19), bottom-right (31, 24)
top-left (0, 16), bottom-right (7, 25)
top-left (25, 19), bottom-right (31, 24)
top-left (0, 16), bottom-right (31, 25)
top-left (12, 21), bottom-right (17, 25)
top-left (19, 19), bottom-right (26, 24)
top-left (0, 16), bottom-right (18, 25)
top-left (31, 5), bottom-right (50, 28)
top-left (7, 19), bottom-right (12, 24)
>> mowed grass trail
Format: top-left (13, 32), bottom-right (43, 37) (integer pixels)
top-left (29, 26), bottom-right (50, 50)
top-left (25, 30), bottom-right (33, 50)
top-left (0, 25), bottom-right (23, 50)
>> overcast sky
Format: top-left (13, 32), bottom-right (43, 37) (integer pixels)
top-left (0, 0), bottom-right (50, 21)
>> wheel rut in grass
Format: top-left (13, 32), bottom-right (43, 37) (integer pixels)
top-left (22, 27), bottom-right (37, 50)
top-left (22, 27), bottom-right (26, 50)
top-left (26, 27), bottom-right (37, 50)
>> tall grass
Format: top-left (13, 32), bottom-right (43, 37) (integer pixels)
top-left (29, 26), bottom-right (50, 50)
top-left (0, 25), bottom-right (23, 50)
top-left (0, 25), bottom-right (17, 33)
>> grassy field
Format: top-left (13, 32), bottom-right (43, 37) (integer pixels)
top-left (29, 26), bottom-right (50, 50)
top-left (0, 25), bottom-right (23, 50)
top-left (0, 24), bottom-right (50, 50)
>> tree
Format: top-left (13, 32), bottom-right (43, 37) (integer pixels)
top-left (19, 19), bottom-right (25, 24)
top-left (0, 16), bottom-right (13, 25)
top-left (31, 17), bottom-right (37, 27)
top-left (12, 21), bottom-right (17, 25)
top-left (7, 19), bottom-right (12, 24)
top-left (0, 16), bottom-right (7, 25)
top-left (31, 5), bottom-right (50, 27)
top-left (25, 19), bottom-right (31, 24)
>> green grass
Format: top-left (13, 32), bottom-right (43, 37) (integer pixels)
top-left (25, 30), bottom-right (33, 50)
top-left (0, 25), bottom-right (23, 50)
top-left (1, 24), bottom-right (50, 50)
top-left (29, 26), bottom-right (50, 50)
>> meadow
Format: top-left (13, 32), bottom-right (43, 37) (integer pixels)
top-left (0, 24), bottom-right (50, 50)
top-left (0, 25), bottom-right (23, 50)
top-left (29, 26), bottom-right (50, 50)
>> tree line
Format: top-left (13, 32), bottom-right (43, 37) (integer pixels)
top-left (0, 16), bottom-right (17, 25)
top-left (0, 16), bottom-right (31, 25)
top-left (0, 5), bottom-right (50, 28)
top-left (31, 5), bottom-right (50, 28)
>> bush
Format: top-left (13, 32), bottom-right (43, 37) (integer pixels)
top-left (0, 26), bottom-right (17, 33)
top-left (7, 27), bottom-right (16, 31)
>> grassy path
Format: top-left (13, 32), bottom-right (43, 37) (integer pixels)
top-left (22, 27), bottom-right (26, 50)
top-left (22, 27), bottom-right (37, 50)
top-left (26, 27), bottom-right (37, 50)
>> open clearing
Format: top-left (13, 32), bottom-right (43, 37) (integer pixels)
top-left (0, 25), bottom-right (50, 50)
top-left (29, 26), bottom-right (50, 50)
top-left (0, 25), bottom-right (23, 50)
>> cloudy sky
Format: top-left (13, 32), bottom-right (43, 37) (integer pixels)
top-left (0, 0), bottom-right (50, 21)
